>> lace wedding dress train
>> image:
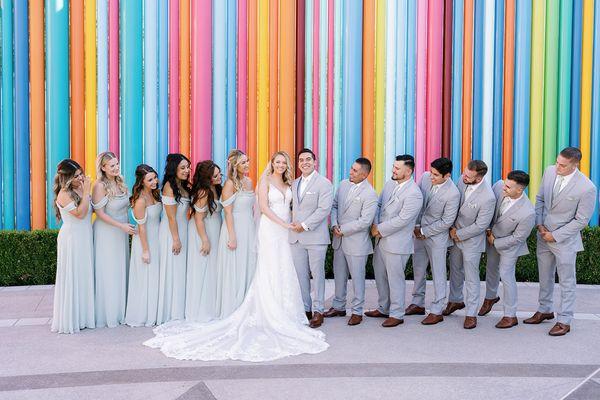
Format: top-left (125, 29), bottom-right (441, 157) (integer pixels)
top-left (144, 185), bottom-right (329, 362)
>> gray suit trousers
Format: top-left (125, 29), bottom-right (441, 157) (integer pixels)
top-left (536, 238), bottom-right (577, 325)
top-left (485, 246), bottom-right (518, 317)
top-left (331, 249), bottom-right (367, 315)
top-left (411, 240), bottom-right (448, 315)
top-left (448, 246), bottom-right (483, 317)
top-left (373, 246), bottom-right (410, 319)
top-left (290, 243), bottom-right (328, 314)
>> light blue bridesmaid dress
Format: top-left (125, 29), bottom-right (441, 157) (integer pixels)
top-left (51, 198), bottom-right (95, 334)
top-left (157, 195), bottom-right (190, 324)
top-left (185, 200), bottom-right (223, 322)
top-left (93, 192), bottom-right (130, 328)
top-left (125, 202), bottom-right (162, 327)
top-left (215, 190), bottom-right (257, 319)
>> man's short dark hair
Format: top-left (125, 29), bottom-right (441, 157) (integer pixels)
top-left (395, 154), bottom-right (415, 171)
top-left (355, 157), bottom-right (372, 174)
top-left (297, 148), bottom-right (316, 161)
top-left (430, 157), bottom-right (452, 176)
top-left (507, 170), bottom-right (530, 188)
top-left (467, 159), bottom-right (488, 177)
top-left (559, 147), bottom-right (582, 162)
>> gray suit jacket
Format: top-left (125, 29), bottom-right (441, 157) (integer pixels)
top-left (416, 172), bottom-right (460, 249)
top-left (331, 179), bottom-right (378, 256)
top-left (535, 166), bottom-right (597, 252)
top-left (374, 179), bottom-right (423, 255)
top-left (454, 177), bottom-right (496, 253)
top-left (289, 172), bottom-right (334, 246)
top-left (489, 180), bottom-right (536, 258)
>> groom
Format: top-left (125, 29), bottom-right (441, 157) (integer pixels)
top-left (290, 148), bottom-right (334, 328)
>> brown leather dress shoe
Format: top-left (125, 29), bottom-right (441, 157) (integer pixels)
top-left (421, 313), bottom-right (444, 325)
top-left (323, 307), bottom-right (347, 318)
top-left (442, 302), bottom-right (466, 316)
top-left (305, 311), bottom-right (313, 321)
top-left (365, 309), bottom-right (389, 318)
top-left (382, 317), bottom-right (404, 327)
top-left (478, 296), bottom-right (500, 316)
top-left (309, 312), bottom-right (324, 328)
top-left (463, 316), bottom-right (477, 329)
top-left (495, 316), bottom-right (518, 329)
top-left (548, 322), bottom-right (570, 336)
top-left (347, 314), bottom-right (363, 326)
top-left (405, 304), bottom-right (426, 315)
top-left (523, 311), bottom-right (555, 324)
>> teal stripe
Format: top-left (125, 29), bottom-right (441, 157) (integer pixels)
top-left (1, 0), bottom-right (14, 229)
top-left (45, 0), bottom-right (71, 229)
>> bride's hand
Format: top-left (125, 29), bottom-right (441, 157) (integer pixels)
top-left (227, 236), bottom-right (237, 250)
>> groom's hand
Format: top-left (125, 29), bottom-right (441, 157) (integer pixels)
top-left (291, 222), bottom-right (305, 233)
top-left (332, 225), bottom-right (342, 237)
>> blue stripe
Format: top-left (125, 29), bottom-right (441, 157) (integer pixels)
top-left (512, 1), bottom-right (531, 172)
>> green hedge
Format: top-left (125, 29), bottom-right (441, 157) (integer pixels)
top-left (1, 228), bottom-right (599, 286)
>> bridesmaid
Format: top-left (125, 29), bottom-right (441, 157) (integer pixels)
top-left (185, 161), bottom-right (223, 322)
top-left (215, 149), bottom-right (257, 318)
top-left (125, 165), bottom-right (162, 327)
top-left (92, 152), bottom-right (134, 328)
top-left (51, 159), bottom-right (95, 334)
top-left (157, 154), bottom-right (192, 324)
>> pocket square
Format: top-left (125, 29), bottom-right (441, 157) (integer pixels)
top-left (467, 202), bottom-right (477, 209)
top-left (306, 191), bottom-right (315, 195)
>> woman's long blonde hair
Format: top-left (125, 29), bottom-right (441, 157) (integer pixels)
top-left (226, 149), bottom-right (247, 191)
top-left (267, 151), bottom-right (293, 185)
top-left (96, 152), bottom-right (128, 197)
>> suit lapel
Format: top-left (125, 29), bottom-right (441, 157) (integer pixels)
top-left (545, 168), bottom-right (555, 210)
top-left (492, 194), bottom-right (504, 224)
top-left (551, 171), bottom-right (580, 209)
top-left (300, 172), bottom-right (319, 203)
top-left (497, 196), bottom-right (522, 224)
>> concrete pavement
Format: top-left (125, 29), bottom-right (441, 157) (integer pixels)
top-left (0, 280), bottom-right (599, 399)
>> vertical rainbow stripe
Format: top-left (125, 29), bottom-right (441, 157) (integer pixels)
top-left (2, 0), bottom-right (600, 229)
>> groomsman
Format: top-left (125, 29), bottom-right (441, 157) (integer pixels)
top-left (290, 148), bottom-right (334, 329)
top-left (524, 147), bottom-right (597, 336)
top-left (325, 158), bottom-right (378, 326)
top-left (444, 160), bottom-right (495, 329)
top-left (407, 157), bottom-right (460, 325)
top-left (366, 155), bottom-right (423, 327)
top-left (479, 171), bottom-right (535, 329)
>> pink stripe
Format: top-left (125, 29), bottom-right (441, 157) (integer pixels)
top-left (426, 1), bottom-right (444, 167)
top-left (237, 0), bottom-right (248, 153)
top-left (108, 0), bottom-right (119, 156)
top-left (415, 0), bottom-right (428, 178)
top-left (191, 0), bottom-right (212, 165)
top-left (312, 0), bottom-right (320, 155)
top-left (169, 0), bottom-right (180, 153)
top-left (326, 0), bottom-right (334, 180)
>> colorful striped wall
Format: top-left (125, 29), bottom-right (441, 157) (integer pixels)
top-left (1, 0), bottom-right (600, 230)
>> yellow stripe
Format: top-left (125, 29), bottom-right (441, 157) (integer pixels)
top-left (85, 0), bottom-right (97, 179)
top-left (579, 0), bottom-right (594, 175)
top-left (374, 0), bottom-right (386, 191)
top-left (257, 0), bottom-right (270, 177)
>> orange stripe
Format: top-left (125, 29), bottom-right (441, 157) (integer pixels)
top-left (502, 0), bottom-right (515, 178)
top-left (461, 0), bottom-right (474, 170)
top-left (269, 0), bottom-right (279, 156)
top-left (362, 0), bottom-right (376, 183)
top-left (248, 0), bottom-right (258, 182)
top-left (180, 0), bottom-right (191, 158)
top-left (279, 0), bottom-right (297, 165)
top-left (70, 0), bottom-right (85, 166)
top-left (30, 0), bottom-right (46, 229)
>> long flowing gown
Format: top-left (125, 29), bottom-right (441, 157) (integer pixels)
top-left (157, 195), bottom-right (190, 324)
top-left (185, 201), bottom-right (223, 322)
top-left (144, 184), bottom-right (329, 362)
top-left (93, 192), bottom-right (130, 328)
top-left (52, 199), bottom-right (95, 334)
top-left (125, 202), bottom-right (162, 327)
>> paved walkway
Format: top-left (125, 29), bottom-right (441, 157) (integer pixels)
top-left (1, 281), bottom-right (599, 399)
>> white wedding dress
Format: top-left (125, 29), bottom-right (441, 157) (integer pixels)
top-left (144, 184), bottom-right (329, 362)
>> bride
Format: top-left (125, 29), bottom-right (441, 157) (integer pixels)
top-left (144, 151), bottom-right (329, 362)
